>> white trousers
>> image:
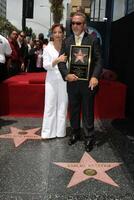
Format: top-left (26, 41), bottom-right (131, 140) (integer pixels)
top-left (41, 79), bottom-right (68, 138)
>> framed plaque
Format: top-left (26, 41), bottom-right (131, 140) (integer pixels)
top-left (68, 45), bottom-right (92, 80)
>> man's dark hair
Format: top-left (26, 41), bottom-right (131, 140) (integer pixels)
top-left (43, 38), bottom-right (48, 45)
top-left (38, 33), bottom-right (44, 41)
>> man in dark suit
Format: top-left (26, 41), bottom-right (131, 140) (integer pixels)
top-left (58, 12), bottom-right (102, 152)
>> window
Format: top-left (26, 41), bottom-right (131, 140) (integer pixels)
top-left (90, 0), bottom-right (106, 21)
top-left (126, 0), bottom-right (134, 14)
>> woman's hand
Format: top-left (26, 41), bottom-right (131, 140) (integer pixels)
top-left (52, 54), bottom-right (67, 67)
top-left (57, 53), bottom-right (67, 63)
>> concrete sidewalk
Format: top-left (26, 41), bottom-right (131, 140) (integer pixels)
top-left (0, 117), bottom-right (134, 200)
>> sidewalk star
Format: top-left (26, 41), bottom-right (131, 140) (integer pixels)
top-left (53, 152), bottom-right (122, 188)
top-left (0, 127), bottom-right (41, 147)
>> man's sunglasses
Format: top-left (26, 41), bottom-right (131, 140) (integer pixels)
top-left (71, 22), bottom-right (83, 25)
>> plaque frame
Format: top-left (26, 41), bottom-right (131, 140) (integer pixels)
top-left (68, 45), bottom-right (92, 80)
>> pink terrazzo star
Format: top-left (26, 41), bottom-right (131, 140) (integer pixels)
top-left (0, 127), bottom-right (41, 147)
top-left (54, 152), bottom-right (122, 188)
top-left (74, 49), bottom-right (87, 63)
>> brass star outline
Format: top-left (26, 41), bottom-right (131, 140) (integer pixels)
top-left (54, 152), bottom-right (122, 188)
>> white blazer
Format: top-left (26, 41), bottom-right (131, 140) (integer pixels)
top-left (43, 42), bottom-right (63, 81)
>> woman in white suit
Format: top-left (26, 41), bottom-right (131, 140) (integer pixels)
top-left (41, 24), bottom-right (68, 139)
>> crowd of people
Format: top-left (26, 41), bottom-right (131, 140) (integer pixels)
top-left (0, 11), bottom-right (102, 152)
top-left (0, 30), bottom-right (48, 82)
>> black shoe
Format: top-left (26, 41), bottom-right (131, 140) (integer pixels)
top-left (85, 137), bottom-right (95, 152)
top-left (68, 129), bottom-right (81, 145)
top-left (68, 134), bottom-right (79, 145)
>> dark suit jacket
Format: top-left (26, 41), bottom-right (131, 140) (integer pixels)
top-left (58, 32), bottom-right (102, 81)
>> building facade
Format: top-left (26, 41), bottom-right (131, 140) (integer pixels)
top-left (0, 0), bottom-right (6, 18)
top-left (70, 0), bottom-right (91, 15)
top-left (67, 0), bottom-right (134, 22)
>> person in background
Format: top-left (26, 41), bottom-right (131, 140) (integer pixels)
top-left (26, 36), bottom-right (32, 52)
top-left (26, 38), bottom-right (36, 52)
top-left (58, 12), bottom-right (102, 152)
top-left (17, 31), bottom-right (28, 72)
top-left (27, 39), bottom-right (44, 72)
top-left (41, 24), bottom-right (68, 139)
top-left (7, 30), bottom-right (22, 76)
top-left (43, 38), bottom-right (48, 48)
top-left (29, 39), bottom-right (36, 49)
top-left (0, 34), bottom-right (12, 82)
top-left (38, 33), bottom-right (48, 48)
top-left (38, 33), bottom-right (44, 42)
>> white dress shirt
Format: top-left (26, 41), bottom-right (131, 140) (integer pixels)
top-left (0, 35), bottom-right (12, 64)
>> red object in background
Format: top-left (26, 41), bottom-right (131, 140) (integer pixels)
top-left (95, 80), bottom-right (126, 119)
top-left (0, 72), bottom-right (126, 119)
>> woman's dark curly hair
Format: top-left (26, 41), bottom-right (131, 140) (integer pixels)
top-left (51, 24), bottom-right (65, 33)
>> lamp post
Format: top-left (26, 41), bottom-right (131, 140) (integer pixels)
top-left (22, 0), bottom-right (34, 31)
top-left (22, 0), bottom-right (26, 31)
top-left (40, 5), bottom-right (51, 29)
